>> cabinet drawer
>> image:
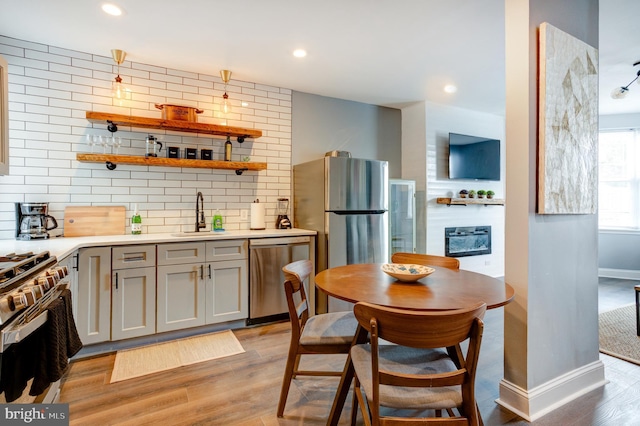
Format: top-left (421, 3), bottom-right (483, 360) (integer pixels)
top-left (112, 245), bottom-right (156, 269)
top-left (206, 239), bottom-right (247, 262)
top-left (157, 242), bottom-right (206, 266)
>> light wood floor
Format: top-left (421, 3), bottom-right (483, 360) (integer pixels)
top-left (60, 279), bottom-right (640, 425)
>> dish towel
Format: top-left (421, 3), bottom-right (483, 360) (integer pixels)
top-left (30, 289), bottom-right (83, 396)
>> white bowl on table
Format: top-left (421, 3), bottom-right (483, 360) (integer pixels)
top-left (381, 263), bottom-right (435, 282)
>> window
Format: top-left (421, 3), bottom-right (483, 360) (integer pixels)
top-left (598, 129), bottom-right (640, 230)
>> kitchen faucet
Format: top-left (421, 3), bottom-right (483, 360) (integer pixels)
top-left (195, 191), bottom-right (206, 232)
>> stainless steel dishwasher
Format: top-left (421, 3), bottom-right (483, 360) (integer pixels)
top-left (248, 236), bottom-right (313, 325)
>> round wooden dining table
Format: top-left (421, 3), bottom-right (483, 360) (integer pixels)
top-left (315, 263), bottom-right (515, 311)
top-left (314, 263), bottom-right (515, 426)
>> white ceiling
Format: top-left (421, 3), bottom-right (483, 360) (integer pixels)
top-left (0, 0), bottom-right (638, 116)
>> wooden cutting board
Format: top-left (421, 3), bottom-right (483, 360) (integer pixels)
top-left (64, 206), bottom-right (126, 237)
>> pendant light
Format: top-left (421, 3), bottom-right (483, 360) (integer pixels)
top-left (611, 60), bottom-right (640, 99)
top-left (220, 70), bottom-right (232, 114)
top-left (111, 49), bottom-right (131, 104)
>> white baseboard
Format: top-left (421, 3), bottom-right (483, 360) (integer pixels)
top-left (496, 360), bottom-right (607, 421)
top-left (599, 268), bottom-right (640, 280)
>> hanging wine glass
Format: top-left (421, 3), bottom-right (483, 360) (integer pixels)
top-left (85, 134), bottom-right (95, 153)
top-left (114, 136), bottom-right (122, 155)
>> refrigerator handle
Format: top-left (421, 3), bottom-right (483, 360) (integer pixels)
top-left (331, 210), bottom-right (386, 215)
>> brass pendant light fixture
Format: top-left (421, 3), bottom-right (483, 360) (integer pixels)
top-left (111, 49), bottom-right (131, 104)
top-left (220, 69), bottom-right (232, 114)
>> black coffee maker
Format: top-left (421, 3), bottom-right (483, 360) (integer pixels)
top-left (15, 202), bottom-right (58, 240)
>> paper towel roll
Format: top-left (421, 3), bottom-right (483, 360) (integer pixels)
top-left (250, 202), bottom-right (265, 230)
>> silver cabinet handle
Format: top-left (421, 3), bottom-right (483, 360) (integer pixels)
top-left (122, 256), bottom-right (145, 262)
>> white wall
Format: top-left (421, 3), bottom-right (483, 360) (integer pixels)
top-left (0, 36), bottom-right (291, 238)
top-left (500, 0), bottom-right (603, 419)
top-left (598, 112), bottom-right (640, 276)
top-left (401, 101), bottom-right (505, 276)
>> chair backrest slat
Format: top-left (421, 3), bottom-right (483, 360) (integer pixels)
top-left (353, 301), bottom-right (486, 425)
top-left (354, 302), bottom-right (485, 349)
top-left (391, 252), bottom-right (460, 270)
top-left (283, 260), bottom-right (313, 334)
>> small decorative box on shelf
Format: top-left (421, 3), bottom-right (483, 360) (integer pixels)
top-left (437, 197), bottom-right (505, 206)
top-left (76, 153), bottom-right (266, 175)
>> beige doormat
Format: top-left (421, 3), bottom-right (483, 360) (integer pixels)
top-left (599, 304), bottom-right (640, 366)
top-left (110, 330), bottom-right (244, 383)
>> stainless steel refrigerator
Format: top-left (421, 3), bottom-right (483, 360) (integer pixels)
top-left (293, 155), bottom-right (389, 313)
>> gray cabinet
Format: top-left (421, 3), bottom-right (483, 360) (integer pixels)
top-left (111, 245), bottom-right (156, 340)
top-left (77, 247), bottom-right (111, 345)
top-left (205, 240), bottom-right (248, 323)
top-left (75, 239), bottom-right (250, 344)
top-left (156, 240), bottom-right (248, 332)
top-left (157, 242), bottom-right (207, 332)
top-left (157, 262), bottom-right (206, 333)
top-left (58, 251), bottom-right (78, 319)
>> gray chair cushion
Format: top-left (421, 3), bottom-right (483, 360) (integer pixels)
top-left (351, 344), bottom-right (462, 409)
top-left (299, 311), bottom-right (357, 345)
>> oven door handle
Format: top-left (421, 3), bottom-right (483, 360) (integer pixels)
top-left (2, 310), bottom-right (48, 351)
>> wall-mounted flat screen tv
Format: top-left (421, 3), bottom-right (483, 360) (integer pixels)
top-left (448, 133), bottom-right (500, 181)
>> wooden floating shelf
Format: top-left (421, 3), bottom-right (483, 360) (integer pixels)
top-left (76, 153), bottom-right (267, 174)
top-left (86, 111), bottom-right (262, 141)
top-left (437, 197), bottom-right (505, 206)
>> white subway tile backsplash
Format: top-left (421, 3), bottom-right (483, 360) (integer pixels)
top-left (0, 44), bottom-right (25, 57)
top-left (4, 56), bottom-right (49, 70)
top-left (49, 46), bottom-right (91, 60)
top-left (1, 37), bottom-right (292, 236)
top-left (71, 57), bottom-right (111, 73)
top-left (25, 67), bottom-right (72, 83)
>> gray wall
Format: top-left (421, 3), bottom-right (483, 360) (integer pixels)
top-left (291, 91), bottom-right (401, 175)
top-left (501, 0), bottom-right (602, 418)
top-left (598, 113), bottom-right (640, 275)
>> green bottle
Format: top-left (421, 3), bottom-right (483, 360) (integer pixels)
top-left (131, 204), bottom-right (142, 235)
top-left (213, 209), bottom-right (224, 231)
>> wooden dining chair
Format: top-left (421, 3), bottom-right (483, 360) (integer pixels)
top-left (277, 259), bottom-right (359, 417)
top-left (350, 301), bottom-right (486, 425)
top-left (392, 252), bottom-right (460, 270)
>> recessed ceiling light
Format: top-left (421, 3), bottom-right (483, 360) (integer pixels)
top-left (293, 49), bottom-right (307, 58)
top-left (444, 84), bottom-right (457, 94)
top-left (102, 3), bottom-right (123, 16)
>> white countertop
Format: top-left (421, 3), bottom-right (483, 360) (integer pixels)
top-left (0, 228), bottom-right (316, 260)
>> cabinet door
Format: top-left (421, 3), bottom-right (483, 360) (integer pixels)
top-left (205, 259), bottom-right (248, 324)
top-left (112, 266), bottom-right (156, 341)
top-left (58, 251), bottom-right (79, 319)
top-left (157, 263), bottom-right (205, 332)
top-left (77, 247), bottom-right (111, 345)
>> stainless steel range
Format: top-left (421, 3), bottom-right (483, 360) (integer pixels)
top-left (0, 251), bottom-right (74, 356)
top-left (0, 251), bottom-right (80, 403)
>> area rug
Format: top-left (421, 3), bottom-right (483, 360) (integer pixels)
top-left (110, 330), bottom-right (245, 383)
top-left (599, 304), bottom-right (640, 366)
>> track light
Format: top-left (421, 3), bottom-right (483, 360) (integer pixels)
top-left (611, 60), bottom-right (640, 99)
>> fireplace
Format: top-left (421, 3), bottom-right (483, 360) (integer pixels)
top-left (445, 226), bottom-right (491, 257)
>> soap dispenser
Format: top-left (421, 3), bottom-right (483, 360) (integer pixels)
top-left (213, 210), bottom-right (224, 232)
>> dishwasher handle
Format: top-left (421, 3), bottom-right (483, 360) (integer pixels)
top-left (249, 236), bottom-right (311, 247)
